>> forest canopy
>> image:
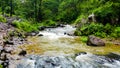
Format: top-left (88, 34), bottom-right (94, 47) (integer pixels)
top-left (0, 0), bottom-right (120, 24)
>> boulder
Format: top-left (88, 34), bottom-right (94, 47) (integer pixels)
top-left (18, 50), bottom-right (27, 56)
top-left (4, 40), bottom-right (14, 45)
top-left (87, 35), bottom-right (105, 46)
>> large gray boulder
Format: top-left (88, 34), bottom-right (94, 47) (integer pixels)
top-left (87, 35), bottom-right (105, 46)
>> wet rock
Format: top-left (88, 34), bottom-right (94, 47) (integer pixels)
top-left (105, 53), bottom-right (120, 60)
top-left (0, 46), bottom-right (3, 51)
top-left (18, 50), bottom-right (27, 56)
top-left (87, 35), bottom-right (105, 46)
top-left (0, 23), bottom-right (9, 30)
top-left (38, 34), bottom-right (43, 36)
top-left (26, 31), bottom-right (39, 36)
top-left (4, 40), bottom-right (14, 45)
top-left (4, 46), bottom-right (13, 53)
top-left (1, 54), bottom-right (9, 68)
top-left (39, 26), bottom-right (46, 31)
top-left (75, 52), bottom-right (87, 56)
top-left (66, 33), bottom-right (74, 36)
top-left (6, 17), bottom-right (20, 24)
top-left (56, 24), bottom-right (65, 27)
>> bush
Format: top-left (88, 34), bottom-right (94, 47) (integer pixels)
top-left (74, 14), bottom-right (87, 24)
top-left (43, 20), bottom-right (57, 26)
top-left (0, 15), bottom-right (6, 23)
top-left (75, 23), bottom-right (120, 38)
top-left (12, 20), bottom-right (39, 32)
top-left (111, 27), bottom-right (120, 38)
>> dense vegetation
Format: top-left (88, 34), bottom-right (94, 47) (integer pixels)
top-left (74, 23), bottom-right (120, 38)
top-left (0, 0), bottom-right (120, 37)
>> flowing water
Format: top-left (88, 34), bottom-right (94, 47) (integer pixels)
top-left (17, 25), bottom-right (120, 68)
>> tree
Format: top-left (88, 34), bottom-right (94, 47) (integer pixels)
top-left (10, 0), bottom-right (13, 16)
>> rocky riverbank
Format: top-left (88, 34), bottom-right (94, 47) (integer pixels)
top-left (0, 18), bottom-right (28, 68)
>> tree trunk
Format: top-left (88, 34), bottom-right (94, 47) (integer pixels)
top-left (10, 0), bottom-right (13, 16)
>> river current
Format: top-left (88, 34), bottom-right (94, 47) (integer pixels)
top-left (16, 25), bottom-right (120, 68)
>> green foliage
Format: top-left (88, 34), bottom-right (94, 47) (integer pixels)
top-left (12, 20), bottom-right (39, 32)
top-left (75, 23), bottom-right (120, 38)
top-left (74, 15), bottom-right (87, 24)
top-left (0, 64), bottom-right (3, 68)
top-left (57, 0), bottom-right (80, 23)
top-left (0, 15), bottom-right (6, 23)
top-left (111, 27), bottom-right (120, 38)
top-left (74, 30), bottom-right (81, 36)
top-left (80, 36), bottom-right (88, 43)
top-left (1, 0), bottom-right (120, 25)
top-left (41, 20), bottom-right (57, 26)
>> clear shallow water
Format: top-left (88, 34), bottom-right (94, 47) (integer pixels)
top-left (18, 25), bottom-right (120, 68)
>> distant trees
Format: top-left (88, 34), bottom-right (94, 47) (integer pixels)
top-left (0, 0), bottom-right (120, 24)
top-left (0, 0), bottom-right (14, 16)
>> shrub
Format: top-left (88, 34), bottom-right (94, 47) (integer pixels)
top-left (75, 23), bottom-right (120, 38)
top-left (12, 20), bottom-right (39, 32)
top-left (74, 29), bottom-right (81, 36)
top-left (111, 27), bottom-right (120, 38)
top-left (43, 20), bottom-right (57, 26)
top-left (74, 14), bottom-right (87, 24)
top-left (0, 15), bottom-right (6, 23)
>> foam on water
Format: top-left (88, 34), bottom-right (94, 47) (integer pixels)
top-left (38, 25), bottom-right (76, 39)
top-left (17, 52), bottom-right (120, 68)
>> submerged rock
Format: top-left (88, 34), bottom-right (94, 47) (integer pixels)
top-left (75, 52), bottom-right (87, 56)
top-left (105, 53), bottom-right (120, 60)
top-left (87, 35), bottom-right (105, 46)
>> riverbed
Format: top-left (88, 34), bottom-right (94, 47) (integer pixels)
top-left (17, 25), bottom-right (120, 68)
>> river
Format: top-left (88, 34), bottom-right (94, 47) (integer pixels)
top-left (16, 25), bottom-right (120, 68)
